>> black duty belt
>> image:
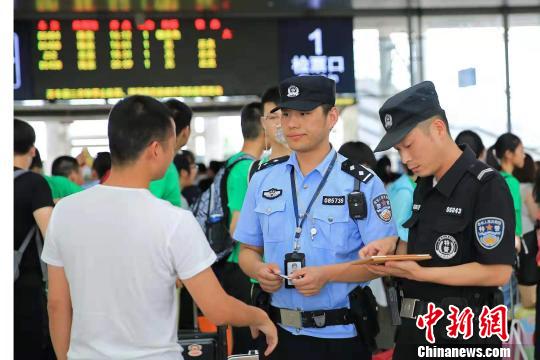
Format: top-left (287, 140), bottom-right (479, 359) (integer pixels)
top-left (269, 305), bottom-right (353, 329)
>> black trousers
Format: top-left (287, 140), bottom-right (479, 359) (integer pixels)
top-left (14, 274), bottom-right (56, 360)
top-left (256, 325), bottom-right (371, 360)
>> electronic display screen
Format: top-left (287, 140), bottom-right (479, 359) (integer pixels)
top-left (14, 17), bottom-right (355, 100)
top-left (15, 18), bottom-right (278, 100)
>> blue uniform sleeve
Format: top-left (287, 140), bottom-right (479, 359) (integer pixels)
top-left (389, 188), bottom-right (413, 242)
top-left (233, 175), bottom-right (263, 247)
top-left (357, 176), bottom-right (398, 245)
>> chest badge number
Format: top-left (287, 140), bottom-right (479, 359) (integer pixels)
top-left (262, 188), bottom-right (282, 200)
top-left (445, 206), bottom-right (463, 216)
top-left (373, 194), bottom-right (392, 222)
top-left (322, 196), bottom-right (345, 205)
top-left (475, 217), bottom-right (504, 250)
top-left (435, 235), bottom-right (458, 260)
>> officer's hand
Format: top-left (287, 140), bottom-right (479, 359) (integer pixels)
top-left (290, 266), bottom-right (328, 297)
top-left (256, 263), bottom-right (283, 293)
top-left (249, 308), bottom-right (278, 356)
top-left (358, 236), bottom-right (398, 258)
top-left (366, 260), bottom-right (424, 281)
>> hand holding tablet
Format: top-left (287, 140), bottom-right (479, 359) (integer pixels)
top-left (350, 254), bottom-right (432, 266)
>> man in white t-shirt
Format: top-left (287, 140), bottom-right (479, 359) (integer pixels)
top-left (42, 95), bottom-right (277, 360)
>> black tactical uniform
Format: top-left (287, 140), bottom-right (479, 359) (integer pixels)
top-left (396, 145), bottom-right (515, 357)
top-left (373, 82), bottom-right (516, 358)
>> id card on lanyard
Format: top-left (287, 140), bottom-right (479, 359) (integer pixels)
top-left (284, 151), bottom-right (337, 288)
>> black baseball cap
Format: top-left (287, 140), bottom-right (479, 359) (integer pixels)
top-left (271, 75), bottom-right (336, 113)
top-left (374, 81), bottom-right (446, 152)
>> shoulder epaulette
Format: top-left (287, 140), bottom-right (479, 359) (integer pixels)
top-left (468, 161), bottom-right (496, 183)
top-left (256, 155), bottom-right (290, 172)
top-left (341, 159), bottom-right (374, 183)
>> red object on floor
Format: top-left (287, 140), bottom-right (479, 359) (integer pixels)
top-left (372, 348), bottom-right (394, 360)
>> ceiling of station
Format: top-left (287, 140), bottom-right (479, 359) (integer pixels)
top-left (14, 0), bottom-right (540, 16)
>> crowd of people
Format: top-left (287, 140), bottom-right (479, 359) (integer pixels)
top-left (14, 76), bottom-right (540, 360)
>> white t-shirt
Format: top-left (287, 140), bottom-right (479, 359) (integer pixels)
top-left (42, 185), bottom-right (216, 360)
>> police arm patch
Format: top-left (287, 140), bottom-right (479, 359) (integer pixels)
top-left (475, 217), bottom-right (505, 250)
top-left (372, 194), bottom-right (392, 222)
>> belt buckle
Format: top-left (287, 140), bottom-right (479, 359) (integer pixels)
top-left (280, 308), bottom-right (303, 329)
top-left (400, 298), bottom-right (419, 319)
top-left (312, 312), bottom-right (326, 328)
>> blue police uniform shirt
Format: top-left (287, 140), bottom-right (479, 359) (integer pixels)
top-left (234, 147), bottom-right (398, 338)
top-left (386, 173), bottom-right (415, 242)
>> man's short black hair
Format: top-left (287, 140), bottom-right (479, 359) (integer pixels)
top-left (52, 156), bottom-right (79, 177)
top-left (455, 130), bottom-right (485, 159)
top-left (173, 153), bottom-right (191, 174)
top-left (209, 160), bottom-right (225, 174)
top-left (164, 99), bottom-right (193, 136)
top-left (14, 118), bottom-right (36, 155)
top-left (241, 102), bottom-right (263, 141)
top-left (261, 86), bottom-right (280, 107)
top-left (108, 95), bottom-right (174, 165)
top-left (182, 149), bottom-right (195, 164)
top-left (92, 152), bottom-right (111, 179)
top-left (197, 162), bottom-right (207, 174)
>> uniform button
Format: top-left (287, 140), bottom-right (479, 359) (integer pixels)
top-left (266, 208), bottom-right (271, 213)
top-left (328, 217), bottom-right (334, 223)
top-left (303, 185), bottom-right (308, 189)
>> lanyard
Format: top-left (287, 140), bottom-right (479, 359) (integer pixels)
top-left (290, 151), bottom-right (338, 252)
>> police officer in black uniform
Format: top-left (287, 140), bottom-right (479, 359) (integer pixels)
top-left (361, 81), bottom-right (515, 358)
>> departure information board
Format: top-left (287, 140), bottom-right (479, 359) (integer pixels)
top-left (14, 17), bottom-right (355, 100)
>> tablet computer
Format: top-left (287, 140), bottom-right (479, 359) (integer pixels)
top-left (350, 254), bottom-right (432, 266)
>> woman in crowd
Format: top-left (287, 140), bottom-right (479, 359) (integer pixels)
top-left (486, 133), bottom-right (526, 310)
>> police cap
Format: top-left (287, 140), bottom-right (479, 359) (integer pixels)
top-left (374, 81), bottom-right (446, 152)
top-left (271, 75), bottom-right (336, 113)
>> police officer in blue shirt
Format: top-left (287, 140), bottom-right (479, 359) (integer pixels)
top-left (234, 75), bottom-right (398, 360)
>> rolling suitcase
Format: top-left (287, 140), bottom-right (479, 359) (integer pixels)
top-left (178, 293), bottom-right (229, 360)
top-left (179, 326), bottom-right (228, 360)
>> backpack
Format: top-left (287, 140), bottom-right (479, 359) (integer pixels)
top-left (192, 154), bottom-right (254, 261)
top-left (14, 170), bottom-right (48, 282)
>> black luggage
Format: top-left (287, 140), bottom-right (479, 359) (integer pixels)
top-left (179, 326), bottom-right (228, 360)
top-left (178, 298), bottom-right (228, 360)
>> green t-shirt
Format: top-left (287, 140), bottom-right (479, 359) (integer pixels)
top-left (44, 175), bottom-right (83, 200)
top-left (226, 152), bottom-right (254, 264)
top-left (500, 171), bottom-right (522, 236)
top-left (149, 163), bottom-right (182, 207)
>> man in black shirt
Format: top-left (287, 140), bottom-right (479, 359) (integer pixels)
top-left (361, 82), bottom-right (515, 358)
top-left (14, 118), bottom-right (54, 359)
